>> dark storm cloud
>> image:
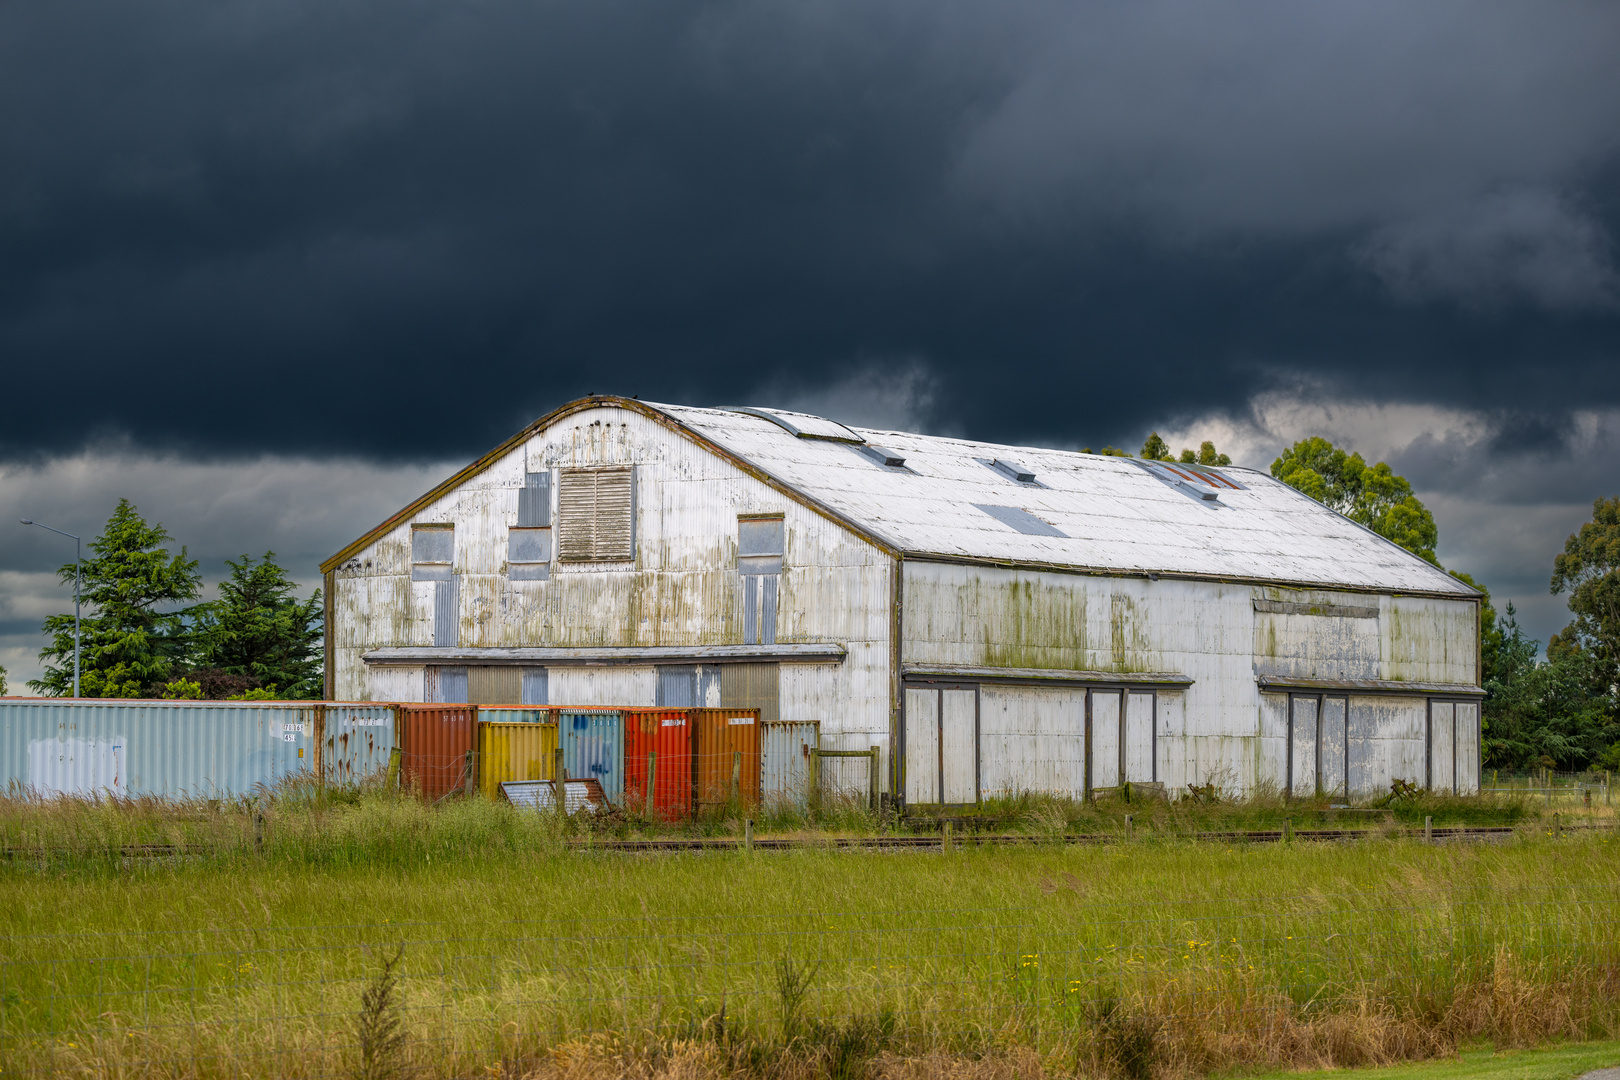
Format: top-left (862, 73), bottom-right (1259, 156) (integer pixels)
top-left (2, 0), bottom-right (1619, 462)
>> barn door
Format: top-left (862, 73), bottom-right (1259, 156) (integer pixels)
top-left (1090, 691), bottom-right (1121, 790)
top-left (1429, 701), bottom-right (1456, 793)
top-left (904, 688), bottom-right (939, 804)
top-left (1123, 692), bottom-right (1155, 783)
top-left (1289, 695), bottom-right (1318, 797)
top-left (941, 688), bottom-right (978, 804)
top-left (1319, 696), bottom-right (1347, 798)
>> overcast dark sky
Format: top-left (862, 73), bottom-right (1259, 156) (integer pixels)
top-left (3, 1), bottom-right (1619, 686)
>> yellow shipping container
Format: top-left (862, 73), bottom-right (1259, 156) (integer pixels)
top-left (478, 718), bottom-right (559, 799)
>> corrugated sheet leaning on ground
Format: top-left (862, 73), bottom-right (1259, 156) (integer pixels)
top-left (399, 705), bottom-right (475, 801)
top-left (0, 698), bottom-right (390, 798)
top-left (623, 709), bottom-right (692, 819)
top-left (692, 708), bottom-right (761, 806)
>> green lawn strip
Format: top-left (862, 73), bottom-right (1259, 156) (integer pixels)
top-left (1229, 1040), bottom-right (1620, 1080)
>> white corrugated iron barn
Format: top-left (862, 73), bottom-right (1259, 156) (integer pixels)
top-left (323, 395), bottom-right (1483, 804)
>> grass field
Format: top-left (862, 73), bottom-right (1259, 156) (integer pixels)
top-left (2, 786), bottom-right (1619, 1079)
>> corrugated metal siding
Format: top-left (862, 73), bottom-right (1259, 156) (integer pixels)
top-left (1431, 702), bottom-right (1456, 792)
top-left (761, 720), bottom-right (818, 810)
top-left (477, 719), bottom-right (559, 798)
top-left (691, 708), bottom-right (760, 806)
top-left (467, 666), bottom-right (520, 704)
top-left (624, 709), bottom-right (692, 819)
top-left (1455, 702), bottom-right (1480, 794)
top-left (0, 699), bottom-right (322, 798)
top-left (400, 704), bottom-right (475, 800)
top-left (323, 705), bottom-right (397, 786)
top-left (560, 710), bottom-right (623, 802)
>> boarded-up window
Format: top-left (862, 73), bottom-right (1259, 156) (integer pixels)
top-left (426, 666), bottom-right (468, 704)
top-left (557, 467), bottom-right (634, 562)
top-left (520, 667), bottom-right (548, 706)
top-left (411, 525), bottom-right (453, 581)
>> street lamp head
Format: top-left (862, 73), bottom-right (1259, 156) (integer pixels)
top-left (20, 519), bottom-right (33, 525)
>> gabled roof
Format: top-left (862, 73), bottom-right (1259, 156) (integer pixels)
top-left (323, 395), bottom-right (1475, 599)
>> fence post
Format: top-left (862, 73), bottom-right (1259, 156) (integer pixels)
top-left (809, 750), bottom-right (820, 814)
top-left (1424, 815), bottom-right (1432, 843)
top-left (647, 751), bottom-right (658, 816)
top-left (870, 745), bottom-right (881, 812)
top-left (386, 747), bottom-right (401, 791)
top-left (1284, 817), bottom-right (1293, 844)
top-left (745, 818), bottom-right (753, 853)
top-left (943, 818), bottom-right (953, 853)
top-left (731, 751), bottom-right (741, 806)
top-left (1125, 814), bottom-right (1133, 841)
top-left (313, 704), bottom-right (326, 789)
top-left (554, 747), bottom-right (567, 816)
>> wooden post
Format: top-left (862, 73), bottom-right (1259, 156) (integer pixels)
top-left (313, 704), bottom-right (326, 789)
top-left (647, 751), bottom-right (658, 816)
top-left (745, 818), bottom-right (753, 853)
top-left (731, 751), bottom-right (741, 806)
top-left (1424, 815), bottom-right (1432, 843)
top-left (386, 747), bottom-right (401, 791)
top-left (1554, 813), bottom-right (1561, 840)
top-left (1124, 814), bottom-right (1133, 840)
top-left (1284, 817), bottom-right (1293, 844)
top-left (809, 750), bottom-right (820, 814)
top-left (943, 819), bottom-right (953, 853)
top-left (554, 746), bottom-right (567, 816)
top-left (869, 745), bottom-right (881, 812)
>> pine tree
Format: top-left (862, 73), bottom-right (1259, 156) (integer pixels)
top-left (190, 553), bottom-right (323, 699)
top-left (30, 500), bottom-right (201, 697)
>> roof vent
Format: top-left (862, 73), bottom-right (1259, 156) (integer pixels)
top-left (725, 406), bottom-right (865, 443)
top-left (854, 444), bottom-right (906, 468)
top-left (979, 457), bottom-right (1039, 484)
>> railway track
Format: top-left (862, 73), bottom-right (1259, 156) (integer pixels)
top-left (0, 821), bottom-right (1555, 859)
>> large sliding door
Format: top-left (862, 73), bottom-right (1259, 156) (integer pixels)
top-left (1288, 696), bottom-right (1318, 797)
top-left (1429, 702), bottom-right (1456, 793)
top-left (1319, 696), bottom-right (1348, 798)
top-left (904, 684), bottom-right (979, 806)
top-left (904, 688), bottom-right (940, 805)
top-left (1089, 691), bottom-right (1121, 791)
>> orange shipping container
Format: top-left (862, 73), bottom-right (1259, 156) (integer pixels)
top-left (624, 709), bottom-right (692, 820)
top-left (690, 708), bottom-right (760, 807)
top-left (399, 704), bottom-right (476, 800)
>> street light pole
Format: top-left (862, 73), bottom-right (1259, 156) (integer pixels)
top-left (20, 520), bottom-right (80, 698)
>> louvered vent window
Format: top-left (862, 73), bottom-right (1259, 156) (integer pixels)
top-left (557, 466), bottom-right (635, 562)
top-left (509, 470), bottom-right (553, 580)
top-left (738, 516), bottom-right (783, 646)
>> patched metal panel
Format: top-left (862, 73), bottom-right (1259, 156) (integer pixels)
top-left (941, 688), bottom-right (978, 803)
top-left (1253, 606), bottom-right (1381, 682)
top-left (738, 518), bottom-right (784, 559)
top-left (761, 576), bottom-right (778, 646)
top-left (518, 471), bottom-right (552, 527)
top-left (425, 666), bottom-right (468, 704)
top-left (1091, 690), bottom-right (1121, 790)
top-left (411, 526), bottom-right (454, 581)
top-left (904, 687), bottom-right (939, 804)
top-left (656, 664), bottom-right (720, 708)
top-left (467, 666), bottom-right (520, 705)
top-left (1289, 696), bottom-right (1318, 797)
top-left (548, 666), bottom-right (656, 707)
top-left (520, 667), bottom-right (548, 706)
top-left (557, 466), bottom-right (633, 562)
top-left (1455, 702), bottom-right (1480, 794)
top-left (1320, 696), bottom-right (1348, 798)
top-left (1124, 691), bottom-right (1154, 783)
top-left (720, 663), bottom-right (778, 727)
top-left (1430, 701), bottom-right (1455, 792)
top-left (433, 579), bottom-right (459, 647)
top-left (0, 699), bottom-right (331, 799)
top-left (560, 710), bottom-right (623, 802)
top-left (761, 719), bottom-right (818, 810)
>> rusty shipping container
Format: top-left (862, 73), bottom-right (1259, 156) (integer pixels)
top-left (691, 708), bottom-right (760, 807)
top-left (760, 720), bottom-right (819, 810)
top-left (399, 704), bottom-right (476, 800)
top-left (559, 710), bottom-right (623, 803)
top-left (322, 705), bottom-right (399, 786)
top-left (477, 717), bottom-right (559, 799)
top-left (623, 709), bottom-right (692, 819)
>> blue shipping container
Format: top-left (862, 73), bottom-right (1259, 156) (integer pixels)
top-left (0, 699), bottom-right (395, 799)
top-left (560, 710), bottom-right (623, 803)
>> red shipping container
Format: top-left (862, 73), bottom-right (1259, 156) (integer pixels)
top-left (623, 709), bottom-right (692, 820)
top-left (399, 704), bottom-right (476, 801)
top-left (691, 708), bottom-right (761, 808)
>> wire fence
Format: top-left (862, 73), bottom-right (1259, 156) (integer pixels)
top-left (5, 886), bottom-right (1620, 1078)
top-left (1480, 769), bottom-right (1613, 806)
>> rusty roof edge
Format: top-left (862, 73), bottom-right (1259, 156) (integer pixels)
top-left (896, 552), bottom-right (1479, 602)
top-left (903, 663), bottom-right (1193, 687)
top-left (1256, 674), bottom-right (1484, 696)
top-left (320, 395), bottom-right (899, 574)
top-left (362, 643), bottom-right (848, 666)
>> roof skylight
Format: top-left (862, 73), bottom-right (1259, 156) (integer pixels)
top-left (973, 504), bottom-right (1066, 537)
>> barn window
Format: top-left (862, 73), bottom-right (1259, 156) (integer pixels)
top-left (509, 470), bottom-right (553, 580)
top-left (557, 466), bottom-right (634, 562)
top-left (738, 515), bottom-right (783, 645)
top-left (411, 525), bottom-right (454, 580)
top-left (972, 504), bottom-right (1067, 537)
